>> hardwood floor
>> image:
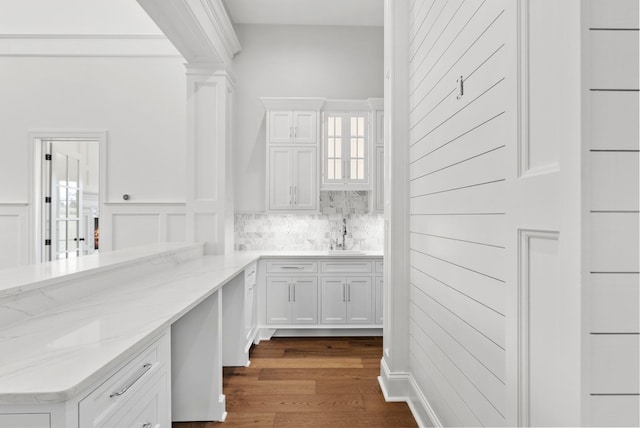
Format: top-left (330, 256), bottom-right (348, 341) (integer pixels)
top-left (173, 337), bottom-right (417, 428)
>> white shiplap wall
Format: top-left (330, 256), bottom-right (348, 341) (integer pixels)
top-left (587, 1), bottom-right (640, 426)
top-left (408, 0), bottom-right (508, 426)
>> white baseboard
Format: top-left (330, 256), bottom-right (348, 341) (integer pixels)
top-left (378, 357), bottom-right (441, 428)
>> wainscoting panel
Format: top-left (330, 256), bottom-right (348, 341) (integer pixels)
top-left (104, 203), bottom-right (187, 252)
top-left (0, 204), bottom-right (28, 268)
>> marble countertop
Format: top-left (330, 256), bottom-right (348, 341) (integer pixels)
top-left (0, 242), bottom-right (204, 298)
top-left (0, 250), bottom-right (260, 405)
top-left (253, 250), bottom-right (383, 258)
top-left (0, 246), bottom-right (383, 405)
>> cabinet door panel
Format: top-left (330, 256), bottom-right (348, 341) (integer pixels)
top-left (266, 277), bottom-right (292, 324)
top-left (321, 277), bottom-right (347, 324)
top-left (269, 148), bottom-right (293, 210)
top-left (347, 277), bottom-right (372, 324)
top-left (269, 111), bottom-right (293, 143)
top-left (293, 111), bottom-right (317, 143)
top-left (375, 277), bottom-right (384, 324)
top-left (375, 147), bottom-right (384, 212)
top-left (292, 277), bottom-right (318, 324)
top-left (0, 414), bottom-right (49, 428)
top-left (376, 111), bottom-right (384, 145)
top-left (293, 147), bottom-right (317, 210)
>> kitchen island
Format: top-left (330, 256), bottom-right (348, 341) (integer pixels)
top-left (0, 245), bottom-right (382, 427)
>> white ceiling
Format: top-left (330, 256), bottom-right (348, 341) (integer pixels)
top-left (222, 0), bottom-right (384, 27)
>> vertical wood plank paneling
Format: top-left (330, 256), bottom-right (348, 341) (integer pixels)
top-left (587, 1), bottom-right (640, 423)
top-left (408, 1), bottom-right (509, 425)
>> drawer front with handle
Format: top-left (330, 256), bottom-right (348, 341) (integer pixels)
top-left (79, 332), bottom-right (170, 428)
top-left (321, 261), bottom-right (372, 274)
top-left (101, 370), bottom-right (168, 428)
top-left (266, 260), bottom-right (317, 274)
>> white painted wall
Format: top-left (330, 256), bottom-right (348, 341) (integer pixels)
top-left (0, 56), bottom-right (186, 203)
top-left (0, 55), bottom-right (187, 266)
top-left (232, 24), bottom-right (384, 212)
top-left (0, 0), bottom-right (162, 35)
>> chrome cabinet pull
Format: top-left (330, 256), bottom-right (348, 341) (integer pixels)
top-left (109, 363), bottom-right (153, 398)
top-left (293, 284), bottom-right (296, 302)
top-left (289, 126), bottom-right (293, 138)
top-left (289, 186), bottom-right (293, 205)
top-left (288, 283), bottom-right (292, 302)
top-left (342, 283), bottom-right (346, 302)
top-left (281, 266), bottom-right (304, 270)
top-left (293, 186), bottom-right (297, 205)
top-left (347, 283), bottom-right (351, 302)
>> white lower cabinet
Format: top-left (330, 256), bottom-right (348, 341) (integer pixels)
top-left (321, 277), bottom-right (372, 324)
top-left (79, 333), bottom-right (170, 428)
top-left (266, 277), bottom-right (318, 324)
top-left (375, 276), bottom-right (383, 324)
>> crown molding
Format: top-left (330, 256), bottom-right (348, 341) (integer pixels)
top-left (261, 97), bottom-right (326, 110)
top-left (323, 99), bottom-right (374, 111)
top-left (137, 0), bottom-right (241, 67)
top-left (367, 97), bottom-right (384, 110)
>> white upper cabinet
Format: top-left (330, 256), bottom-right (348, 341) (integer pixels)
top-left (263, 98), bottom-right (324, 213)
top-left (322, 111), bottom-right (370, 190)
top-left (268, 146), bottom-right (317, 211)
top-left (268, 110), bottom-right (318, 144)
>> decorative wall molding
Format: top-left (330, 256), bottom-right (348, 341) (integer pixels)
top-left (323, 99), bottom-right (373, 111)
top-left (137, 0), bottom-right (241, 68)
top-left (379, 358), bottom-right (440, 428)
top-left (260, 97), bottom-right (326, 111)
top-left (0, 34), bottom-right (181, 57)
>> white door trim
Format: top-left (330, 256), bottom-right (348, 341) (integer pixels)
top-left (28, 130), bottom-right (108, 264)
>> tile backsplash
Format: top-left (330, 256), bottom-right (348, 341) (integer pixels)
top-left (235, 191), bottom-right (384, 251)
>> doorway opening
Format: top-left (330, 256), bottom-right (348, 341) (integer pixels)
top-left (32, 132), bottom-right (105, 263)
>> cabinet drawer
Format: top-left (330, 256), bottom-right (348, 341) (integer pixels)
top-left (101, 371), bottom-right (169, 428)
top-left (79, 333), bottom-right (170, 428)
top-left (375, 261), bottom-right (384, 273)
top-left (0, 414), bottom-right (49, 428)
top-left (266, 260), bottom-right (318, 274)
top-left (321, 260), bottom-right (372, 273)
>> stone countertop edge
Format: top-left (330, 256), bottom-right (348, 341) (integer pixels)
top-left (0, 242), bottom-right (205, 298)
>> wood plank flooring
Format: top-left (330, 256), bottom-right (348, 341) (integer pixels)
top-left (173, 337), bottom-right (417, 428)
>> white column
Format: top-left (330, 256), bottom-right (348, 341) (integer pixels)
top-left (185, 65), bottom-right (235, 255)
top-left (379, 0), bottom-right (411, 399)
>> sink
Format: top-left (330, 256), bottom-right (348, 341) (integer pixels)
top-left (326, 250), bottom-right (366, 255)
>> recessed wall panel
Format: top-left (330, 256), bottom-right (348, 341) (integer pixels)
top-left (0, 214), bottom-right (21, 268)
top-left (195, 213), bottom-right (217, 255)
top-left (112, 214), bottom-right (160, 250)
top-left (167, 214), bottom-right (186, 242)
top-left (194, 82), bottom-right (218, 201)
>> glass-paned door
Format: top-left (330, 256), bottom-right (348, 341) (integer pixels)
top-left (52, 151), bottom-right (83, 260)
top-left (349, 116), bottom-right (366, 181)
top-left (326, 115), bottom-right (343, 181)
